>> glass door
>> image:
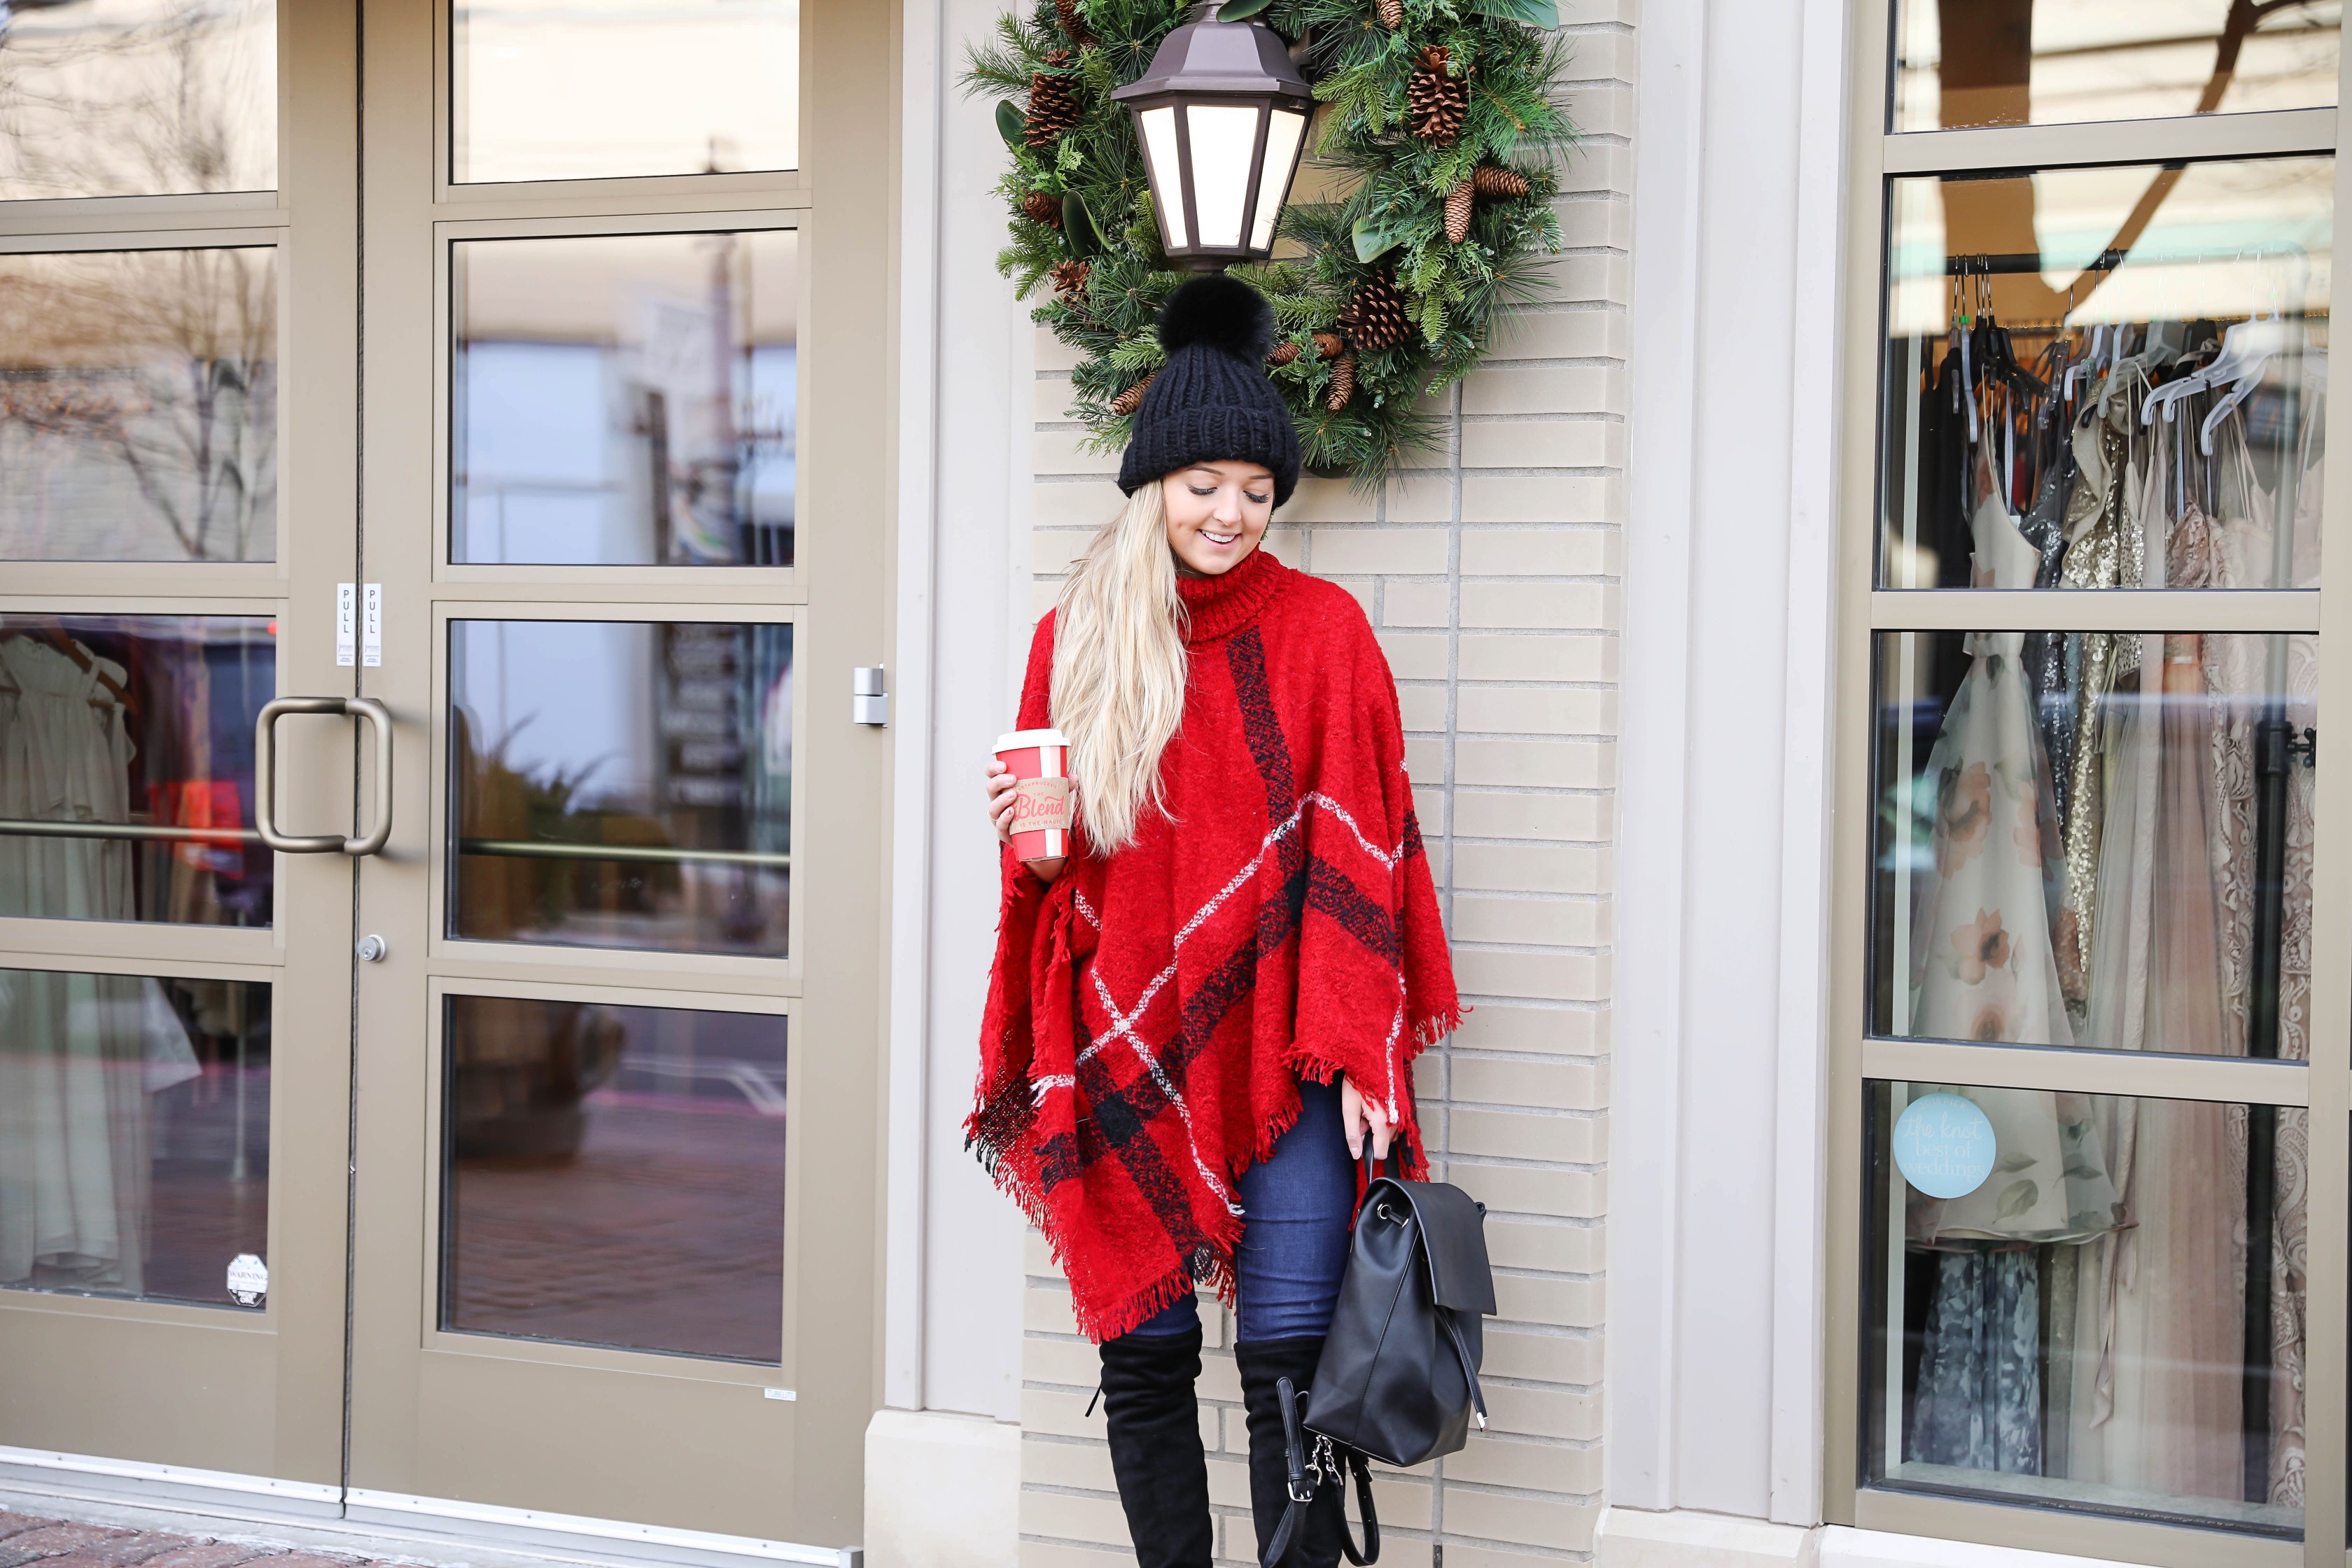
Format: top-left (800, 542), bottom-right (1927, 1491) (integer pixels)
top-left (342, 0), bottom-right (890, 1551)
top-left (0, 1), bottom-right (366, 1483)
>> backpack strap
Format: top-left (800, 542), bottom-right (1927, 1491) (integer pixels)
top-left (1266, 1378), bottom-right (1382, 1567)
top-left (1336, 1445), bottom-right (1379, 1566)
top-left (1441, 1310), bottom-right (1490, 1430)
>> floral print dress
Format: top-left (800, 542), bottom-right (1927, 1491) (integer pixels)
top-left (1903, 461), bottom-right (2122, 1476)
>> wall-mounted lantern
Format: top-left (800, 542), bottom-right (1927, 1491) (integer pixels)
top-left (1110, 10), bottom-right (1313, 271)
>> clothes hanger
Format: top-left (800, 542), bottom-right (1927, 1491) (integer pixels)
top-left (2066, 322), bottom-right (2108, 402)
top-left (1955, 259), bottom-right (1980, 445)
top-left (0, 623), bottom-right (131, 710)
top-left (2197, 276), bottom-right (2295, 454)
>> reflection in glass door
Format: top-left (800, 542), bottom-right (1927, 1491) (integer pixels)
top-left (448, 617), bottom-right (793, 953)
top-left (0, 246), bottom-right (279, 562)
top-left (440, 994), bottom-right (788, 1361)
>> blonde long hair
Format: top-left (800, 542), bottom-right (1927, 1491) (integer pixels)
top-left (1051, 482), bottom-right (1188, 853)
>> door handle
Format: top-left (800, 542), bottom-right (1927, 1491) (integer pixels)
top-left (255, 696), bottom-right (395, 855)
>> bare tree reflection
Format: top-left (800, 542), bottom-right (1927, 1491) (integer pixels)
top-left (0, 0), bottom-right (274, 200)
top-left (0, 0), bottom-right (278, 560)
top-left (0, 246), bottom-right (276, 561)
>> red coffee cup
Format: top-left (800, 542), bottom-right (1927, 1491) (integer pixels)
top-left (995, 728), bottom-right (1074, 862)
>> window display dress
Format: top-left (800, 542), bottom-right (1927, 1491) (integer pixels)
top-left (0, 634), bottom-right (197, 1296)
top-left (2201, 373), bottom-right (2323, 1506)
top-left (2061, 429), bottom-right (2244, 1502)
top-left (1905, 450), bottom-right (2123, 1476)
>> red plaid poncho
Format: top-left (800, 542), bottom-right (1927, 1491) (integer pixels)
top-left (970, 548), bottom-right (1461, 1341)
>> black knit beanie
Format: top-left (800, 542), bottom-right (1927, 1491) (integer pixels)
top-left (1117, 274), bottom-right (1302, 508)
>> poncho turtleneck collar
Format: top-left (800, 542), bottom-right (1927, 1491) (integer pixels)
top-left (1176, 545), bottom-right (1289, 645)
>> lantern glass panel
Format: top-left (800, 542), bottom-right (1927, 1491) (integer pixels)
top-left (1140, 106), bottom-right (1189, 249)
top-left (1251, 110), bottom-right (1307, 251)
top-left (1186, 104), bottom-right (1261, 248)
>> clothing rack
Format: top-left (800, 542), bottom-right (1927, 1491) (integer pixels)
top-left (1942, 249), bottom-right (2127, 277)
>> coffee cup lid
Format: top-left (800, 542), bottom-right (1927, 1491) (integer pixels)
top-left (996, 728), bottom-right (1070, 752)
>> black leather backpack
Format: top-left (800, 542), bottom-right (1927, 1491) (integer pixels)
top-left (1259, 1159), bottom-right (1497, 1567)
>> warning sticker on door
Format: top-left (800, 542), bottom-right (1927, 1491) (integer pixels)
top-left (226, 1252), bottom-right (269, 1308)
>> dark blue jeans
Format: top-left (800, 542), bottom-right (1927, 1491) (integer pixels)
top-left (1122, 1078), bottom-right (1356, 1345)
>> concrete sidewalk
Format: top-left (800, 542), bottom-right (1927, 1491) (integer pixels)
top-left (0, 1512), bottom-right (415, 1568)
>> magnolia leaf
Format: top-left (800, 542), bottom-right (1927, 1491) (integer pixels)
top-left (996, 99), bottom-right (1026, 150)
top-left (1217, 0), bottom-right (1273, 15)
top-left (1467, 0), bottom-right (1560, 25)
top-left (1352, 210), bottom-right (1418, 263)
top-left (1064, 192), bottom-right (1105, 257)
top-left (1993, 1180), bottom-right (2039, 1220)
top-left (1994, 1151), bottom-right (2036, 1173)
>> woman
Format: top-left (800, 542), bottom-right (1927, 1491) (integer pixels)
top-left (972, 274), bottom-right (1460, 1567)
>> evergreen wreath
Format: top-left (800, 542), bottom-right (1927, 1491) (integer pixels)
top-left (965, 0), bottom-right (1576, 486)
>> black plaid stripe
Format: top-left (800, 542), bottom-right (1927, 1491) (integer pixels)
top-left (1227, 629), bottom-right (1298, 818)
top-left (1229, 628), bottom-right (1315, 962)
top-left (1307, 858), bottom-right (1399, 965)
top-left (1069, 1011), bottom-right (1216, 1256)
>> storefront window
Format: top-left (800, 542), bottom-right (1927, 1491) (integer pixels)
top-left (1891, 1), bottom-right (2340, 132)
top-left (1864, 1082), bottom-right (2304, 1534)
top-left (1877, 158), bottom-right (2330, 590)
top-left (1870, 629), bottom-right (2316, 1055)
top-left (1847, 3), bottom-right (2337, 1553)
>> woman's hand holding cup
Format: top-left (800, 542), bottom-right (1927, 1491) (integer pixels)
top-left (985, 759), bottom-right (1021, 845)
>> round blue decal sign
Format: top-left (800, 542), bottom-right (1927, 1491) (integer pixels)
top-left (1892, 1093), bottom-right (1997, 1200)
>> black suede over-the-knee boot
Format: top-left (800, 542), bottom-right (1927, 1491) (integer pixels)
top-left (1234, 1336), bottom-right (1347, 1567)
top-left (1098, 1324), bottom-right (1215, 1568)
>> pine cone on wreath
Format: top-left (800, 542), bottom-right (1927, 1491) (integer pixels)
top-left (1339, 271), bottom-right (1410, 351)
top-left (1326, 354), bottom-right (1357, 412)
top-left (1053, 0), bottom-right (1093, 46)
top-left (1025, 50), bottom-right (1082, 147)
top-left (1110, 371), bottom-right (1156, 416)
top-left (1312, 331), bottom-right (1345, 360)
top-left (1408, 46), bottom-right (1467, 145)
top-left (1050, 259), bottom-right (1090, 300)
top-left (1266, 340), bottom-right (1301, 367)
top-left (1022, 190), bottom-right (1063, 228)
top-left (1376, 0), bottom-right (1404, 26)
top-left (1473, 164), bottom-right (1531, 199)
top-left (1444, 179), bottom-right (1474, 244)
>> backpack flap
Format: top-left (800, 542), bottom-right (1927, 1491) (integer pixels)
top-left (1385, 1179), bottom-right (1497, 1316)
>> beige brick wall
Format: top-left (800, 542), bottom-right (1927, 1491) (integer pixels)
top-left (1018, 9), bottom-right (1628, 1560)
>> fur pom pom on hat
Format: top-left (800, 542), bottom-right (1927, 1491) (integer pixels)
top-left (1118, 275), bottom-right (1301, 507)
